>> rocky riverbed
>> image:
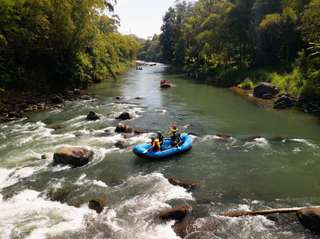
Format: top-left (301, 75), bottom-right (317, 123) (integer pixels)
top-left (0, 88), bottom-right (93, 123)
top-left (1, 64), bottom-right (320, 238)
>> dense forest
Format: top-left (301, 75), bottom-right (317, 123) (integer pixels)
top-left (140, 0), bottom-right (320, 101)
top-left (0, 0), bottom-right (141, 92)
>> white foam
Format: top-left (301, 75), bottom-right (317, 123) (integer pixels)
top-left (0, 163), bottom-right (49, 190)
top-left (293, 147), bottom-right (302, 153)
top-left (244, 137), bottom-right (270, 149)
top-left (289, 138), bottom-right (318, 148)
top-left (92, 180), bottom-right (108, 188)
top-left (75, 174), bottom-right (108, 188)
top-left (0, 168), bottom-right (15, 189)
top-left (0, 190), bottom-right (93, 239)
top-left (94, 173), bottom-right (193, 239)
top-left (213, 214), bottom-right (275, 238)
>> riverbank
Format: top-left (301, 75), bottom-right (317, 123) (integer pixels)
top-left (230, 86), bottom-right (275, 109)
top-left (0, 61), bottom-right (136, 123)
top-left (0, 88), bottom-right (93, 123)
top-left (230, 85), bottom-right (320, 114)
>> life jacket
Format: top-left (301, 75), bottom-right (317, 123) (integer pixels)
top-left (170, 126), bottom-right (179, 134)
top-left (152, 139), bottom-right (161, 151)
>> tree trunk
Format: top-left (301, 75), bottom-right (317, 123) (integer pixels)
top-left (222, 207), bottom-right (320, 217)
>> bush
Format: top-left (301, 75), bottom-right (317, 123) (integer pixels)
top-left (271, 68), bottom-right (302, 96)
top-left (238, 78), bottom-right (254, 89)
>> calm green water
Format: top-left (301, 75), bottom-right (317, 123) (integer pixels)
top-left (0, 64), bottom-right (320, 239)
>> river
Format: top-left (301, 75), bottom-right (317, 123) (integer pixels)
top-left (1, 64), bottom-right (320, 239)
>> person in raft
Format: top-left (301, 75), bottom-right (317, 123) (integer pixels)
top-left (150, 135), bottom-right (161, 152)
top-left (169, 123), bottom-right (181, 146)
top-left (157, 131), bottom-right (164, 145)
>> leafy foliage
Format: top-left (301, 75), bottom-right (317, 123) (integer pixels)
top-left (0, 0), bottom-right (141, 91)
top-left (146, 0), bottom-right (319, 101)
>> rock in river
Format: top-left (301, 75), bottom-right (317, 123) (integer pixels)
top-left (115, 140), bottom-right (127, 149)
top-left (174, 218), bottom-right (220, 238)
top-left (297, 207), bottom-right (320, 234)
top-left (168, 177), bottom-right (197, 191)
top-left (88, 199), bottom-right (107, 214)
top-left (53, 147), bottom-right (93, 167)
top-left (80, 95), bottom-right (91, 100)
top-left (116, 112), bottom-right (131, 120)
top-left (51, 95), bottom-right (64, 104)
top-left (173, 220), bottom-right (197, 238)
top-left (115, 123), bottom-right (133, 133)
top-left (86, 111), bottom-right (100, 121)
top-left (273, 95), bottom-right (296, 109)
top-left (253, 82), bottom-right (279, 99)
top-left (159, 205), bottom-right (192, 221)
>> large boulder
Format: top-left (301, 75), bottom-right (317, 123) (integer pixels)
top-left (86, 111), bottom-right (100, 121)
top-left (168, 177), bottom-right (197, 191)
top-left (159, 205), bottom-right (192, 221)
top-left (297, 207), bottom-right (320, 234)
top-left (253, 82), bottom-right (279, 98)
top-left (274, 95), bottom-right (296, 109)
top-left (116, 112), bottom-right (131, 120)
top-left (53, 147), bottom-right (93, 167)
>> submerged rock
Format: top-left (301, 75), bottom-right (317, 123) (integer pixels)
top-left (115, 140), bottom-right (127, 149)
top-left (174, 218), bottom-right (220, 238)
top-left (46, 187), bottom-right (73, 203)
top-left (133, 128), bottom-right (148, 134)
top-left (80, 95), bottom-right (91, 100)
top-left (86, 111), bottom-right (100, 121)
top-left (88, 199), bottom-right (107, 214)
top-left (116, 112), bottom-right (131, 120)
top-left (159, 205), bottom-right (192, 221)
top-left (173, 220), bottom-right (197, 238)
top-left (297, 207), bottom-right (320, 234)
top-left (168, 177), bottom-right (197, 191)
top-left (253, 82), bottom-right (278, 99)
top-left (53, 147), bottom-right (93, 167)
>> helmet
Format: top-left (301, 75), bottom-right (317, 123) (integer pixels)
top-left (157, 131), bottom-right (162, 135)
top-left (150, 134), bottom-right (156, 140)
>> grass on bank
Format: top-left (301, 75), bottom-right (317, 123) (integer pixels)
top-left (235, 67), bottom-right (305, 98)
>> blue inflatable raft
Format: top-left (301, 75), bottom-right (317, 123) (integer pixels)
top-left (133, 133), bottom-right (192, 160)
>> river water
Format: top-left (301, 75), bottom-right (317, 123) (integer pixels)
top-left (1, 64), bottom-right (320, 239)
